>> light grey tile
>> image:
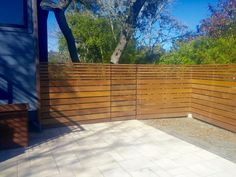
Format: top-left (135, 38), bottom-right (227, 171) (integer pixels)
top-left (74, 167), bottom-right (104, 177)
top-left (129, 168), bottom-right (159, 177)
top-left (118, 157), bottom-right (154, 171)
top-left (101, 168), bottom-right (131, 177)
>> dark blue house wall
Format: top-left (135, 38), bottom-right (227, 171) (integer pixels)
top-left (0, 0), bottom-right (40, 130)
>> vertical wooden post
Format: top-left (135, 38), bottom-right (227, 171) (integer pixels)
top-left (135, 64), bottom-right (138, 120)
top-left (109, 64), bottom-right (112, 121)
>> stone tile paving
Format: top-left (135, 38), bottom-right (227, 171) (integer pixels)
top-left (0, 120), bottom-right (236, 177)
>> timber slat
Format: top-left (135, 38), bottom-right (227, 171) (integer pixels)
top-left (192, 113), bottom-right (236, 132)
top-left (192, 103), bottom-right (236, 120)
top-left (41, 86), bottom-right (110, 93)
top-left (41, 97), bottom-right (110, 106)
top-left (191, 98), bottom-right (235, 113)
top-left (136, 113), bottom-right (187, 120)
top-left (41, 112), bottom-right (110, 120)
top-left (39, 63), bottom-right (236, 132)
top-left (191, 93), bottom-right (235, 106)
top-left (191, 108), bottom-right (236, 126)
top-left (41, 102), bottom-right (110, 112)
top-left (137, 107), bottom-right (189, 114)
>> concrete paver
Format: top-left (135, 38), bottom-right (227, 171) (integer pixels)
top-left (0, 120), bottom-right (236, 177)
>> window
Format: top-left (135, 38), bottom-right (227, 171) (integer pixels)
top-left (0, 0), bottom-right (27, 28)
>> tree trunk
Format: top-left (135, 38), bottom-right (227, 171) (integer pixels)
top-left (110, 0), bottom-right (147, 64)
top-left (40, 0), bottom-right (79, 62)
top-left (37, 0), bottom-right (49, 62)
top-left (109, 17), bottom-right (117, 41)
top-left (54, 10), bottom-right (79, 62)
top-left (110, 32), bottom-right (129, 64)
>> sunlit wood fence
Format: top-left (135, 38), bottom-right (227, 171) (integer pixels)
top-left (39, 63), bottom-right (236, 132)
top-left (191, 65), bottom-right (236, 132)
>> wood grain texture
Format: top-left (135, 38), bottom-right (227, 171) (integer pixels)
top-left (191, 65), bottom-right (236, 132)
top-left (39, 63), bottom-right (236, 132)
top-left (136, 65), bottom-right (192, 120)
top-left (0, 104), bottom-right (28, 149)
top-left (40, 64), bottom-right (111, 127)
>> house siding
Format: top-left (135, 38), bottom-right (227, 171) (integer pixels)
top-left (0, 0), bottom-right (40, 130)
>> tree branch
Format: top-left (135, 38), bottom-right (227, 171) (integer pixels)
top-left (40, 0), bottom-right (80, 62)
top-left (40, 0), bottom-right (72, 11)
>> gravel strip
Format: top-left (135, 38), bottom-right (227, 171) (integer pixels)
top-left (141, 117), bottom-right (236, 163)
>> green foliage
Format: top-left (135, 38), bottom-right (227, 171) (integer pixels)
top-left (199, 0), bottom-right (236, 38)
top-left (160, 36), bottom-right (236, 64)
top-left (160, 0), bottom-right (236, 65)
top-left (59, 12), bottom-right (142, 63)
top-left (119, 39), bottom-right (138, 64)
top-left (48, 51), bottom-right (70, 63)
top-left (135, 46), bottom-right (165, 64)
top-left (57, 0), bottom-right (236, 65)
top-left (59, 12), bottom-right (118, 63)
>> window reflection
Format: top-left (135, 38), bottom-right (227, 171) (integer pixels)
top-left (0, 0), bottom-right (27, 27)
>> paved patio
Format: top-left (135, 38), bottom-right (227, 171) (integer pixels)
top-left (0, 120), bottom-right (236, 177)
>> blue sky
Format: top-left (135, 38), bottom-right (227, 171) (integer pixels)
top-left (47, 0), bottom-right (218, 52)
top-left (170, 0), bottom-right (217, 30)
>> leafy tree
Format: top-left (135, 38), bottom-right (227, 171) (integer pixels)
top-left (104, 0), bottom-right (186, 64)
top-left (42, 0), bottom-right (184, 64)
top-left (63, 12), bottom-right (117, 63)
top-left (40, 0), bottom-right (81, 62)
top-left (136, 45), bottom-right (166, 64)
top-left (48, 51), bottom-right (70, 63)
top-left (160, 0), bottom-right (236, 65)
top-left (160, 36), bottom-right (236, 64)
top-left (199, 0), bottom-right (236, 38)
top-left (59, 12), bottom-right (139, 63)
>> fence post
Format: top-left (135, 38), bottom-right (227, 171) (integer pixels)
top-left (135, 64), bottom-right (138, 120)
top-left (109, 64), bottom-right (112, 121)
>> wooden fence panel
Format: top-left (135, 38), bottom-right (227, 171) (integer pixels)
top-left (136, 65), bottom-right (192, 119)
top-left (110, 65), bottom-right (137, 121)
top-left (39, 64), bottom-right (111, 127)
top-left (39, 63), bottom-right (236, 132)
top-left (191, 65), bottom-right (236, 132)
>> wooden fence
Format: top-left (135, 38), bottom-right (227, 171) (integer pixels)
top-left (39, 64), bottom-right (236, 132)
top-left (191, 65), bottom-right (236, 132)
top-left (136, 65), bottom-right (192, 119)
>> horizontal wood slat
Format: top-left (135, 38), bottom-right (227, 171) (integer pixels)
top-left (40, 64), bottom-right (111, 127)
top-left (190, 64), bottom-right (236, 132)
top-left (136, 65), bottom-right (191, 120)
top-left (39, 63), bottom-right (236, 132)
top-left (110, 65), bottom-right (137, 121)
